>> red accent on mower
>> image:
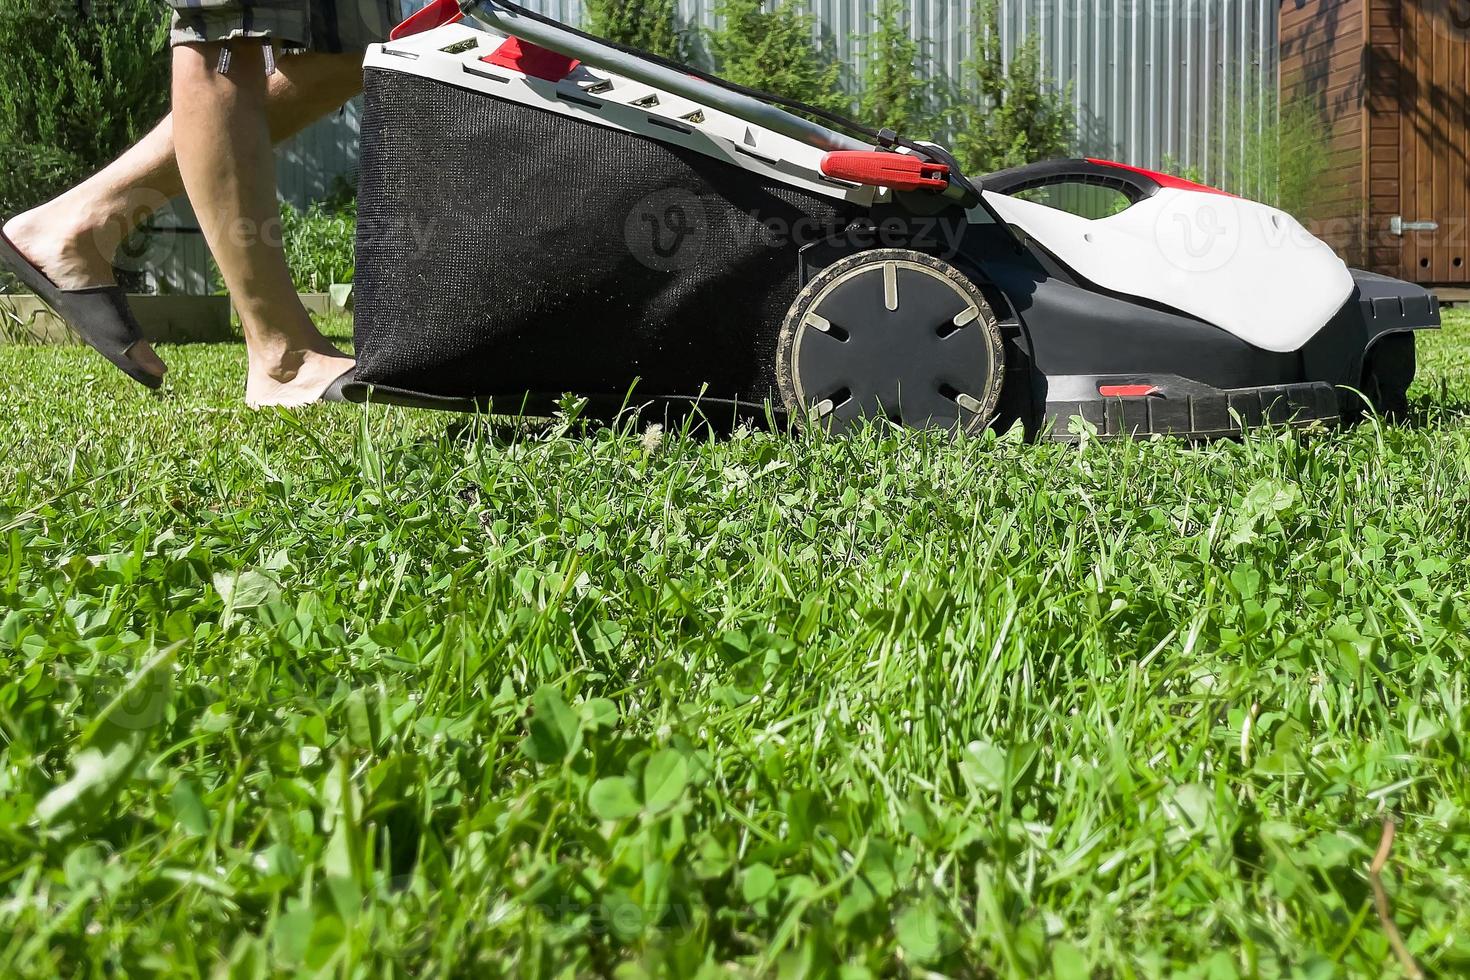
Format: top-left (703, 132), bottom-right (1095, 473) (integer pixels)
top-left (1084, 159), bottom-right (1237, 198)
top-left (481, 37), bottom-right (581, 82)
top-left (388, 0), bottom-right (463, 41)
top-left (1099, 384), bottom-right (1162, 398)
top-left (820, 152), bottom-right (950, 192)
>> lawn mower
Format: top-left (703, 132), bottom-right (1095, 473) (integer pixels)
top-left (345, 0), bottom-right (1440, 440)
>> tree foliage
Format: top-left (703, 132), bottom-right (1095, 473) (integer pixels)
top-left (703, 0), bottom-right (1072, 168)
top-left (1240, 94), bottom-right (1332, 218)
top-left (583, 0), bottom-right (684, 61)
top-left (1163, 85), bottom-right (1331, 218)
top-left (0, 0), bottom-right (170, 218)
top-left (856, 0), bottom-right (930, 136)
top-left (705, 0), bottom-right (844, 114)
top-left (948, 1), bottom-right (1074, 174)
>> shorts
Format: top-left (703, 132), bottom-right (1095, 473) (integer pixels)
top-left (169, 1), bottom-right (403, 54)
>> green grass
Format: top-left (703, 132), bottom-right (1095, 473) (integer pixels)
top-left (2, 312), bottom-right (1469, 978)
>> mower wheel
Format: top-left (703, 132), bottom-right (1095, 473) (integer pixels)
top-left (776, 249), bottom-right (1005, 435)
top-left (1361, 333), bottom-right (1417, 421)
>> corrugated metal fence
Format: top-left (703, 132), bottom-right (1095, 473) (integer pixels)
top-left (155, 0), bottom-right (1279, 291)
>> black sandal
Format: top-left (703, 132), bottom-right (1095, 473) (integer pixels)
top-left (0, 229), bottom-right (164, 389)
top-left (319, 367), bottom-right (356, 403)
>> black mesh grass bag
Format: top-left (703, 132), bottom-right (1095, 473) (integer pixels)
top-left (353, 68), bottom-right (860, 412)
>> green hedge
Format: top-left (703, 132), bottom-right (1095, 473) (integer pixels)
top-left (584, 0), bottom-right (684, 61)
top-left (281, 199), bottom-right (356, 293)
top-left (0, 0), bottom-right (170, 219)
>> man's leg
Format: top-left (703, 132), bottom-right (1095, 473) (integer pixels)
top-left (172, 41), bottom-right (354, 407)
top-left (2, 52), bottom-right (363, 384)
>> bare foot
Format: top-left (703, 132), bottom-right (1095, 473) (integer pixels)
top-left (4, 206), bottom-right (117, 289)
top-left (3, 206), bottom-right (168, 381)
top-left (246, 345), bottom-right (355, 408)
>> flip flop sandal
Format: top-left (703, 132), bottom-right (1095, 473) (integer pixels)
top-left (319, 367), bottom-right (356, 403)
top-left (0, 228), bottom-right (164, 389)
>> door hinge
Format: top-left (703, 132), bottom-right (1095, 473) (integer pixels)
top-left (1390, 216), bottom-right (1440, 236)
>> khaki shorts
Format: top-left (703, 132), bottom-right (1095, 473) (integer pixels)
top-left (169, 0), bottom-right (403, 54)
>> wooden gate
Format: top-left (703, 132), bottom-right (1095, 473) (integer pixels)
top-left (1388, 1), bottom-right (1470, 284)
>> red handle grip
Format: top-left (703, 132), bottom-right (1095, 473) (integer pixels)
top-left (820, 151), bottom-right (950, 192)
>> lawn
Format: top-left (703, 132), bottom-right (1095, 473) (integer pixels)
top-left (1, 311), bottom-right (1468, 978)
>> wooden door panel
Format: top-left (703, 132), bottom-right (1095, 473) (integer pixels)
top-left (1400, 0), bottom-right (1470, 283)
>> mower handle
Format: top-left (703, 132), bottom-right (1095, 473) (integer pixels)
top-left (459, 0), bottom-right (871, 155)
top-left (453, 1), bottom-right (991, 210)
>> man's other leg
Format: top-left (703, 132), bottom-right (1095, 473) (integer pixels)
top-left (3, 52), bottom-right (363, 383)
top-left (172, 41), bottom-right (354, 407)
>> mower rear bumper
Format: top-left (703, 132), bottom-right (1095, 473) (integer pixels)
top-left (1034, 270), bottom-right (1440, 442)
top-left (1301, 270), bottom-right (1441, 388)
